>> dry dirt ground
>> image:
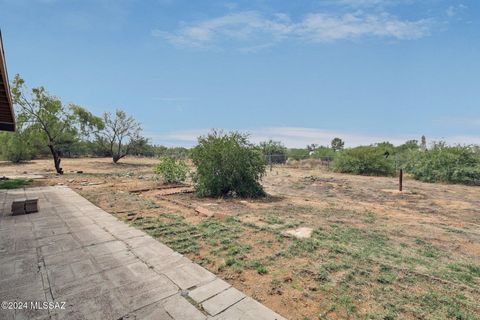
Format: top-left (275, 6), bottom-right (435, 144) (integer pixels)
top-left (1, 157), bottom-right (479, 320)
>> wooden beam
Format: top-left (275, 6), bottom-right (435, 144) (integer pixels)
top-left (0, 30), bottom-right (15, 131)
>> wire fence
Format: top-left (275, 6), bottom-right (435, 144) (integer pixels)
top-left (264, 154), bottom-right (334, 170)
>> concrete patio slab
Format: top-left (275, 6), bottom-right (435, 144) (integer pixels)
top-left (0, 186), bottom-right (286, 320)
top-left (201, 287), bottom-right (245, 316)
top-left (189, 278), bottom-right (231, 304)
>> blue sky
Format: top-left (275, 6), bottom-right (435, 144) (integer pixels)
top-left (1, 0), bottom-right (479, 147)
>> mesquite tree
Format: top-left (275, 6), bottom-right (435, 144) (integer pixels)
top-left (331, 137), bottom-right (345, 152)
top-left (11, 75), bottom-right (103, 174)
top-left (97, 109), bottom-right (143, 163)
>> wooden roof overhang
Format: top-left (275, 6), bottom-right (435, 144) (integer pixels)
top-left (0, 31), bottom-right (15, 132)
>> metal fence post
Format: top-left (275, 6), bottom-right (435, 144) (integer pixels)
top-left (399, 169), bottom-right (403, 192)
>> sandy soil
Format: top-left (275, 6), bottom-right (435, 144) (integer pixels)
top-left (1, 157), bottom-right (479, 320)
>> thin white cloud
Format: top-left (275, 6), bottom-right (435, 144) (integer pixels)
top-left (152, 11), bottom-right (291, 48)
top-left (446, 4), bottom-right (467, 18)
top-left (296, 12), bottom-right (430, 42)
top-left (444, 135), bottom-right (480, 145)
top-left (224, 2), bottom-right (239, 10)
top-left (334, 0), bottom-right (411, 7)
top-left (435, 117), bottom-right (480, 127)
top-left (152, 10), bottom-right (432, 49)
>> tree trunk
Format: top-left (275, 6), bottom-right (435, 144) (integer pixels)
top-left (112, 151), bottom-right (126, 164)
top-left (48, 144), bottom-right (64, 174)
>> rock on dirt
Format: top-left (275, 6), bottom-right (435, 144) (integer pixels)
top-left (283, 227), bottom-right (313, 239)
top-left (195, 206), bottom-right (214, 218)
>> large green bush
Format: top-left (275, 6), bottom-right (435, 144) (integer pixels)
top-left (154, 157), bottom-right (189, 184)
top-left (394, 140), bottom-right (420, 169)
top-left (333, 146), bottom-right (395, 176)
top-left (406, 143), bottom-right (480, 185)
top-left (190, 131), bottom-right (266, 197)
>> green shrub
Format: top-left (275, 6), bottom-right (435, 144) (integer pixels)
top-left (154, 146), bottom-right (190, 159)
top-left (190, 130), bottom-right (266, 198)
top-left (250, 260), bottom-right (268, 274)
top-left (154, 157), bottom-right (189, 184)
top-left (407, 142), bottom-right (480, 185)
top-left (333, 146), bottom-right (395, 176)
top-left (287, 148), bottom-right (310, 160)
top-left (396, 139), bottom-right (420, 154)
top-left (311, 146), bottom-right (336, 159)
top-left (0, 131), bottom-right (36, 163)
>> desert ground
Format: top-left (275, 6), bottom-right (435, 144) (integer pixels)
top-left (1, 157), bottom-right (479, 320)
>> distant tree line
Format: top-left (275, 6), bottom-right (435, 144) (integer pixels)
top-left (2, 77), bottom-right (478, 185)
top-left (0, 75), bottom-right (190, 173)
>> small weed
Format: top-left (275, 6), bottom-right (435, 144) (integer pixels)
top-left (317, 266), bottom-right (330, 282)
top-left (342, 270), bottom-right (355, 283)
top-left (377, 265), bottom-right (397, 284)
top-left (418, 243), bottom-right (442, 259)
top-left (445, 263), bottom-right (480, 284)
top-left (377, 270), bottom-right (397, 284)
top-left (261, 214), bottom-right (285, 225)
top-left (328, 243), bottom-right (348, 255)
top-left (364, 211), bottom-right (377, 224)
top-left (225, 257), bottom-right (241, 267)
top-left (466, 264), bottom-right (480, 276)
top-left (198, 256), bottom-right (213, 266)
top-left (418, 291), bottom-right (477, 319)
top-left (289, 238), bottom-right (320, 255)
top-left (338, 295), bottom-right (356, 315)
top-left (415, 238), bottom-right (426, 245)
top-left (256, 265), bottom-right (268, 275)
top-left (324, 261), bottom-right (352, 272)
top-left (145, 200), bottom-right (160, 209)
top-left (270, 277), bottom-right (283, 294)
top-left (445, 227), bottom-right (466, 234)
top-left (250, 260), bottom-right (268, 274)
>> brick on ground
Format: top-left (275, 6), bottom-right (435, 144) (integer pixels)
top-left (25, 197), bottom-right (39, 213)
top-left (11, 198), bottom-right (26, 215)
